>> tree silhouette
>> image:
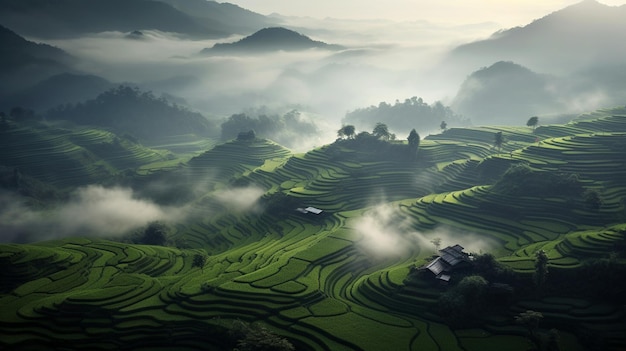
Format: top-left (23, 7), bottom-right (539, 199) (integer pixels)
top-left (338, 125), bottom-right (356, 139)
top-left (515, 310), bottom-right (544, 347)
top-left (430, 237), bottom-right (441, 252)
top-left (534, 249), bottom-right (549, 292)
top-left (527, 116), bottom-right (539, 131)
top-left (373, 122), bottom-right (391, 140)
top-left (440, 120), bottom-right (447, 131)
top-left (494, 131), bottom-right (504, 151)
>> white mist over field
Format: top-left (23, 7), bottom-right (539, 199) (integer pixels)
top-left (355, 203), bottom-right (496, 259)
top-left (0, 186), bottom-right (186, 242)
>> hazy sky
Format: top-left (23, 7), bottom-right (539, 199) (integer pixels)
top-left (227, 0), bottom-right (626, 26)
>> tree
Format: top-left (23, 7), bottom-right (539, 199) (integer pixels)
top-left (231, 320), bottom-right (295, 351)
top-left (139, 221), bottom-right (168, 245)
top-left (440, 120), bottom-right (448, 131)
top-left (407, 129), bottom-right (420, 149)
top-left (437, 275), bottom-right (488, 327)
top-left (527, 116), bottom-right (539, 131)
top-left (407, 128), bottom-right (420, 160)
top-left (494, 131), bottom-right (504, 151)
top-left (534, 249), bottom-right (549, 292)
top-left (584, 189), bottom-right (602, 210)
top-left (237, 130), bottom-right (256, 141)
top-left (430, 237), bottom-right (441, 252)
top-left (338, 125), bottom-right (356, 139)
top-left (192, 253), bottom-right (207, 269)
top-left (372, 122), bottom-right (391, 141)
top-left (515, 310), bottom-right (544, 348)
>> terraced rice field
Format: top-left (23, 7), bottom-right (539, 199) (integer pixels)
top-left (1, 108), bottom-right (626, 350)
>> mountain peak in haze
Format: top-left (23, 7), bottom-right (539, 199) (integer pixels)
top-left (448, 0), bottom-right (626, 72)
top-left (201, 27), bottom-right (344, 54)
top-left (451, 61), bottom-right (564, 124)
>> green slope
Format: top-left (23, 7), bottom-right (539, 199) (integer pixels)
top-left (2, 108), bottom-right (626, 350)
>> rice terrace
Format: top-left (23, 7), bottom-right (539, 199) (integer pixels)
top-left (2, 0), bottom-right (626, 350)
top-left (2, 106), bottom-right (626, 351)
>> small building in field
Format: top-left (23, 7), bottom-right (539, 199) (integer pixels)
top-left (296, 206), bottom-right (323, 215)
top-left (422, 244), bottom-right (472, 282)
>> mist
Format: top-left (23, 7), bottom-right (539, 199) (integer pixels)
top-left (0, 185), bottom-right (187, 243)
top-left (213, 186), bottom-right (265, 213)
top-left (354, 203), bottom-right (496, 259)
top-left (39, 18), bottom-right (498, 127)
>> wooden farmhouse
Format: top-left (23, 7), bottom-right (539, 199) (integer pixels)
top-left (422, 244), bottom-right (472, 282)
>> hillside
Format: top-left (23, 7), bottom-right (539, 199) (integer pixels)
top-left (1, 107), bottom-right (626, 350)
top-left (0, 0), bottom-right (228, 39)
top-left (46, 86), bottom-right (218, 142)
top-left (155, 0), bottom-right (278, 35)
top-left (1, 73), bottom-right (115, 113)
top-left (201, 27), bottom-right (344, 55)
top-left (448, 0), bottom-right (626, 72)
top-left (451, 61), bottom-right (565, 124)
top-left (0, 24), bottom-right (75, 96)
top-left (0, 119), bottom-right (170, 189)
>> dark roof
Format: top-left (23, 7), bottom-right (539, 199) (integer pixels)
top-left (425, 257), bottom-right (448, 276)
top-left (438, 244), bottom-right (469, 267)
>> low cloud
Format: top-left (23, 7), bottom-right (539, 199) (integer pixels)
top-left (354, 203), bottom-right (496, 259)
top-left (213, 186), bottom-right (265, 213)
top-left (0, 185), bottom-right (186, 243)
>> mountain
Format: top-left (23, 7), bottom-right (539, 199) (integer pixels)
top-left (447, 0), bottom-right (626, 73)
top-left (46, 86), bottom-right (218, 141)
top-left (200, 27), bottom-right (345, 55)
top-left (0, 73), bottom-right (114, 113)
top-left (154, 0), bottom-right (279, 35)
top-left (0, 24), bottom-right (75, 96)
top-left (0, 0), bottom-right (227, 39)
top-left (451, 61), bottom-right (566, 124)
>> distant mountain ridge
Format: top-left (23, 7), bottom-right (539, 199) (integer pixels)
top-left (448, 0), bottom-right (626, 71)
top-left (451, 61), bottom-right (565, 124)
top-left (0, 0), bottom-right (273, 39)
top-left (154, 0), bottom-right (278, 35)
top-left (201, 27), bottom-right (344, 54)
top-left (0, 24), bottom-right (75, 96)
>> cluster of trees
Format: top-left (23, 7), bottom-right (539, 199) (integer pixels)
top-left (221, 110), bottom-right (318, 147)
top-left (343, 97), bottom-right (466, 135)
top-left (334, 122), bottom-right (421, 160)
top-left (491, 163), bottom-right (585, 198)
top-left (46, 85), bottom-right (216, 140)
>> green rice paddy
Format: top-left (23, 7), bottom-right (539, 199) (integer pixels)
top-left (2, 108), bottom-right (626, 350)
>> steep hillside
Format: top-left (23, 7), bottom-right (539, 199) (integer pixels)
top-left (1, 107), bottom-right (626, 350)
top-left (0, 24), bottom-right (74, 95)
top-left (0, 120), bottom-right (169, 189)
top-left (0, 0), bottom-right (226, 38)
top-left (46, 86), bottom-right (218, 142)
top-left (155, 0), bottom-right (278, 35)
top-left (448, 0), bottom-right (626, 72)
top-left (1, 73), bottom-right (114, 113)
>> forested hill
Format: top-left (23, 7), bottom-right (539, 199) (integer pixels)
top-left (0, 24), bottom-right (74, 95)
top-left (201, 27), bottom-right (344, 54)
top-left (46, 86), bottom-right (218, 141)
top-left (451, 61), bottom-right (564, 124)
top-left (343, 97), bottom-right (468, 135)
top-left (0, 0), bottom-right (238, 38)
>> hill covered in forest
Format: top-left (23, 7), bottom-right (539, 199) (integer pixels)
top-left (201, 27), bottom-right (344, 55)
